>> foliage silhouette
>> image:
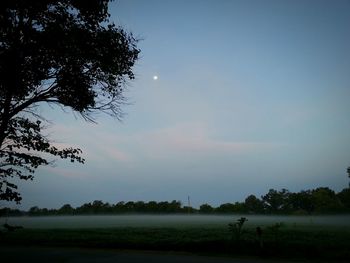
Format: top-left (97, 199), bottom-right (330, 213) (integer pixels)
top-left (199, 203), bottom-right (214, 214)
top-left (1, 186), bottom-right (350, 215)
top-left (0, 0), bottom-right (140, 203)
top-left (261, 189), bottom-right (291, 213)
top-left (228, 217), bottom-right (248, 242)
top-left (337, 188), bottom-right (350, 210)
top-left (244, 194), bottom-right (264, 214)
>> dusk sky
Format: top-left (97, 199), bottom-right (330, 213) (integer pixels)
top-left (9, 0), bottom-right (350, 210)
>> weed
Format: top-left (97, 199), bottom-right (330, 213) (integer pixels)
top-left (228, 217), bottom-right (248, 242)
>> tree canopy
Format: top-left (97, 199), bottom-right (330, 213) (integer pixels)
top-left (2, 186), bottom-right (349, 216)
top-left (0, 0), bottom-right (140, 203)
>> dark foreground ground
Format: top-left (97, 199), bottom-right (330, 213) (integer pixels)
top-left (1, 226), bottom-right (350, 262)
top-left (0, 246), bottom-right (306, 263)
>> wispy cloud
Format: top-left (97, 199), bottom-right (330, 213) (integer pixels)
top-left (96, 145), bottom-right (131, 163)
top-left (108, 122), bottom-right (285, 161)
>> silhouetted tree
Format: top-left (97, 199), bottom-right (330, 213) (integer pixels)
top-left (58, 204), bottom-right (74, 215)
top-left (134, 201), bottom-right (146, 212)
top-left (3, 186), bottom-right (350, 215)
top-left (113, 201), bottom-right (126, 213)
top-left (199, 203), bottom-right (214, 214)
top-left (0, 207), bottom-right (23, 216)
top-left (244, 195), bottom-right (264, 214)
top-left (169, 200), bottom-right (182, 213)
top-left (261, 189), bottom-right (290, 213)
top-left (337, 188), bottom-right (350, 211)
top-left (124, 201), bottom-right (135, 212)
top-left (216, 203), bottom-right (234, 213)
top-left (0, 0), bottom-right (140, 203)
top-left (28, 206), bottom-right (41, 215)
top-left (311, 187), bottom-right (343, 213)
top-left (145, 201), bottom-right (158, 213)
top-left (289, 190), bottom-right (314, 214)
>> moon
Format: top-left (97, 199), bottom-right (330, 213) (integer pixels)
top-left (153, 75), bottom-right (158, 80)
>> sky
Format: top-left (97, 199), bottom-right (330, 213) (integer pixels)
top-left (8, 0), bottom-right (350, 210)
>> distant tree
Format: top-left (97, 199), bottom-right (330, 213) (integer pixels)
top-left (261, 189), bottom-right (290, 213)
top-left (58, 204), bottom-right (74, 215)
top-left (91, 200), bottom-right (111, 213)
top-left (41, 207), bottom-right (50, 215)
top-left (289, 190), bottom-right (314, 214)
top-left (199, 203), bottom-right (214, 214)
top-left (145, 201), bottom-right (159, 213)
top-left (28, 206), bottom-right (41, 215)
top-left (76, 202), bottom-right (93, 214)
top-left (0, 207), bottom-right (23, 216)
top-left (0, 0), bottom-right (140, 203)
top-left (216, 203), bottom-right (237, 214)
top-left (337, 188), bottom-right (350, 211)
top-left (113, 201), bottom-right (126, 213)
top-left (182, 206), bottom-right (196, 214)
top-left (134, 201), bottom-right (146, 213)
top-left (311, 187), bottom-right (343, 213)
top-left (9, 187), bottom-right (350, 216)
top-left (232, 202), bottom-right (247, 213)
top-left (169, 200), bottom-right (182, 213)
top-left (158, 201), bottom-right (169, 213)
top-left (124, 201), bottom-right (135, 212)
top-left (244, 195), bottom-right (264, 214)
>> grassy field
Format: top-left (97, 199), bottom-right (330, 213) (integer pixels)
top-left (1, 222), bottom-right (350, 261)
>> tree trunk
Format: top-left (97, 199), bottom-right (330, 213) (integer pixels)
top-left (0, 91), bottom-right (12, 149)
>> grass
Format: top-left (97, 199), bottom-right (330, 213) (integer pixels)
top-left (1, 224), bottom-right (350, 261)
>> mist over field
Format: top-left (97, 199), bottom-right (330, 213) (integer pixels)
top-left (3, 214), bottom-right (350, 229)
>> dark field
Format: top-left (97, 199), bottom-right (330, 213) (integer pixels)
top-left (1, 215), bottom-right (350, 261)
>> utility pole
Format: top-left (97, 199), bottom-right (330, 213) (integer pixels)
top-left (187, 195), bottom-right (191, 214)
top-left (347, 167), bottom-right (350, 188)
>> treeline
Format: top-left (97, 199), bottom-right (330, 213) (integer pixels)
top-left (1, 200), bottom-right (185, 216)
top-left (1, 187), bottom-right (350, 216)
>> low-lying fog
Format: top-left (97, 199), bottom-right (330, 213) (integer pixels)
top-left (2, 214), bottom-right (350, 229)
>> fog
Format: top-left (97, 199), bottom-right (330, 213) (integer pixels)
top-left (3, 215), bottom-right (350, 229)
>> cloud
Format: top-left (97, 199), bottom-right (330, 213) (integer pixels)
top-left (96, 144), bottom-right (131, 163)
top-left (47, 116), bottom-right (284, 168)
top-left (116, 122), bottom-right (284, 161)
top-left (44, 122), bottom-right (131, 163)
